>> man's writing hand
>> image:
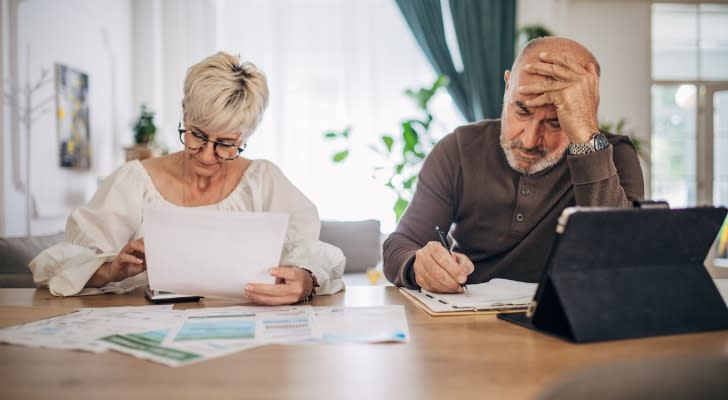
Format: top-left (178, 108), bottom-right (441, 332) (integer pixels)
top-left (413, 241), bottom-right (474, 293)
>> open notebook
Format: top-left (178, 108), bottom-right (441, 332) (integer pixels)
top-left (400, 279), bottom-right (537, 316)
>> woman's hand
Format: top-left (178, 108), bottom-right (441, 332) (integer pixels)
top-left (86, 238), bottom-right (146, 288)
top-left (244, 265), bottom-right (314, 305)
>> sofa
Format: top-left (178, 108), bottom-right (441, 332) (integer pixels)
top-left (0, 232), bottom-right (65, 288)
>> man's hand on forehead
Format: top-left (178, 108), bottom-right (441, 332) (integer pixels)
top-left (515, 51), bottom-right (600, 145)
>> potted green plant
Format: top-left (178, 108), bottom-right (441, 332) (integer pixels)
top-left (125, 104), bottom-right (159, 161)
top-left (134, 104), bottom-right (156, 145)
top-left (324, 75), bottom-right (449, 222)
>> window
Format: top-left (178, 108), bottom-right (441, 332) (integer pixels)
top-left (218, 0), bottom-right (464, 232)
top-left (651, 3), bottom-right (728, 207)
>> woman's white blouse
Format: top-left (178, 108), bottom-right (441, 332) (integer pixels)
top-left (29, 159), bottom-right (345, 297)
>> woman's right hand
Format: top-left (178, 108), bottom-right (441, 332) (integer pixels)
top-left (86, 238), bottom-right (146, 287)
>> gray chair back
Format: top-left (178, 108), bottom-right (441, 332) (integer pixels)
top-left (320, 220), bottom-right (381, 273)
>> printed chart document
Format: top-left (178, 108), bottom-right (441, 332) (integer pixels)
top-left (144, 206), bottom-right (289, 299)
top-left (100, 325), bottom-right (262, 368)
top-left (311, 306), bottom-right (409, 343)
top-left (0, 305), bottom-right (175, 352)
top-left (1, 304), bottom-right (411, 368)
top-left (400, 279), bottom-right (538, 316)
top-left (163, 306), bottom-right (317, 346)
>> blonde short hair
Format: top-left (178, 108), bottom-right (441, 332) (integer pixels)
top-left (182, 51), bottom-right (269, 137)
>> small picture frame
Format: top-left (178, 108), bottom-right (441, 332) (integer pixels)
top-left (55, 63), bottom-right (90, 169)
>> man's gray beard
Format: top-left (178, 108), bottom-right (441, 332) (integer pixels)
top-left (500, 138), bottom-right (566, 175)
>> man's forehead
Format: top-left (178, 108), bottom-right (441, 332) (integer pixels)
top-left (510, 97), bottom-right (557, 115)
top-left (511, 64), bottom-right (549, 85)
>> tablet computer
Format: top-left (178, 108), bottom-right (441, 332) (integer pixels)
top-left (498, 206), bottom-right (728, 342)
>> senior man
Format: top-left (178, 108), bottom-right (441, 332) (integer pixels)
top-left (383, 37), bottom-right (644, 292)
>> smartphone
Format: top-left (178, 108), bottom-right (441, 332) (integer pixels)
top-left (144, 288), bottom-right (202, 304)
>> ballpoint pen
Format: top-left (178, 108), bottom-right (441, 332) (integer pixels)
top-left (434, 225), bottom-right (469, 296)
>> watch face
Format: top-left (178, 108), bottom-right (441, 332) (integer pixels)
top-left (594, 133), bottom-right (609, 151)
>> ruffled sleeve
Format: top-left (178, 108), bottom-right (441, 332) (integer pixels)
top-left (29, 161), bottom-right (149, 296)
top-left (246, 160), bottom-right (345, 295)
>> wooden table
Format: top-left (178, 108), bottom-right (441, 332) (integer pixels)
top-left (1, 287), bottom-right (726, 400)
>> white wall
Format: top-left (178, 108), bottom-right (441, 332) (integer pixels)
top-left (0, 0), bottom-right (133, 237)
top-left (566, 0), bottom-right (652, 194)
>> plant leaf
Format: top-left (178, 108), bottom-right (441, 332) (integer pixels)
top-left (394, 198), bottom-right (409, 222)
top-left (402, 122), bottom-right (418, 153)
top-left (323, 132), bottom-right (338, 139)
top-left (432, 75), bottom-right (450, 91)
top-left (332, 150), bottom-right (349, 162)
top-left (382, 135), bottom-right (394, 152)
top-left (403, 175), bottom-right (417, 189)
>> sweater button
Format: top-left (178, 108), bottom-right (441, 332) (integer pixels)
top-left (515, 212), bottom-right (525, 223)
top-left (520, 187), bottom-right (531, 196)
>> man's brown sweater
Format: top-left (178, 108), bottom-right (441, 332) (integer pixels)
top-left (383, 119), bottom-right (644, 288)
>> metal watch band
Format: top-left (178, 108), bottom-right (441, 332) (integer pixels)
top-left (568, 132), bottom-right (608, 155)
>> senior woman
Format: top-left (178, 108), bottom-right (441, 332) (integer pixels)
top-left (30, 51), bottom-right (344, 305)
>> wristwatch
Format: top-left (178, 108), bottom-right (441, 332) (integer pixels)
top-left (568, 132), bottom-right (609, 155)
top-left (301, 268), bottom-right (319, 302)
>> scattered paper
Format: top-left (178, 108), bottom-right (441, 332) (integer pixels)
top-left (0, 305), bottom-right (174, 352)
top-left (311, 305), bottom-right (409, 343)
top-left (99, 327), bottom-right (260, 368)
top-left (1, 304), bottom-right (410, 367)
top-left (163, 306), bottom-right (317, 346)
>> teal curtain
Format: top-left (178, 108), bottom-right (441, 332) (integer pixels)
top-left (394, 0), bottom-right (472, 120)
top-left (395, 0), bottom-right (516, 122)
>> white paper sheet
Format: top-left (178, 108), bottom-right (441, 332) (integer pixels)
top-left (99, 326), bottom-right (262, 368)
top-left (162, 306), bottom-right (318, 346)
top-left (311, 306), bottom-right (409, 343)
top-left (401, 279), bottom-right (537, 313)
top-left (143, 206), bottom-right (289, 299)
top-left (0, 305), bottom-right (175, 352)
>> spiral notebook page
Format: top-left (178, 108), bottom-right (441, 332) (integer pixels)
top-left (401, 279), bottom-right (537, 314)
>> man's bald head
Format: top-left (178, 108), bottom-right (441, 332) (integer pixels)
top-left (512, 36), bottom-right (600, 77)
top-left (499, 37), bottom-right (601, 175)
top-left (504, 37), bottom-right (600, 101)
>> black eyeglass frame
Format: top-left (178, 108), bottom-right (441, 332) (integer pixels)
top-left (177, 122), bottom-right (246, 160)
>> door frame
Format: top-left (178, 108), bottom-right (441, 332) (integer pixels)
top-left (698, 83), bottom-right (728, 205)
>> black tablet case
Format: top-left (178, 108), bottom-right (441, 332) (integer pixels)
top-left (498, 207), bottom-right (728, 343)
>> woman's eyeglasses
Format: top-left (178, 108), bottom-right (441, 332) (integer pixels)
top-left (178, 122), bottom-right (246, 160)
